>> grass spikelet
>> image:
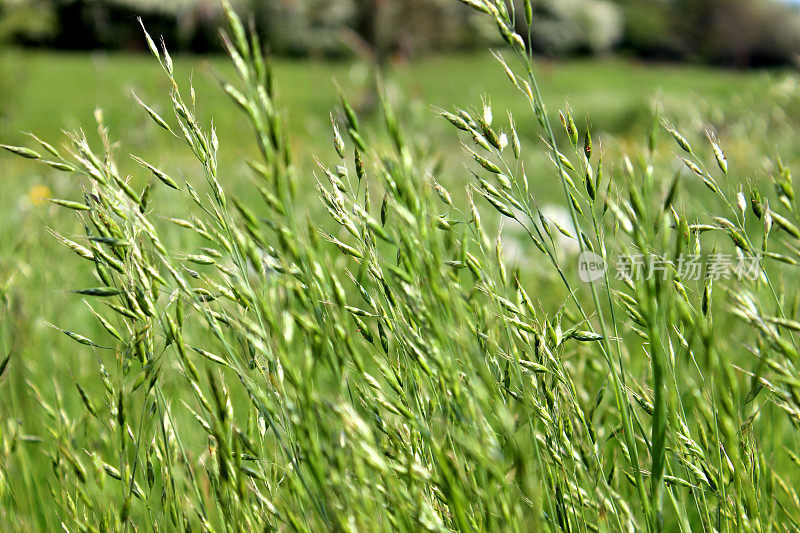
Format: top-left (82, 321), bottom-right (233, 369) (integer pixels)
top-left (47, 198), bottom-right (90, 211)
top-left (0, 144), bottom-right (40, 159)
top-left (3, 9), bottom-right (800, 533)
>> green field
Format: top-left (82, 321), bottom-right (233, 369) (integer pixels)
top-left (3, 43), bottom-right (800, 530)
top-left (0, 49), bottom-right (777, 146)
top-left (1, 49), bottom-right (787, 240)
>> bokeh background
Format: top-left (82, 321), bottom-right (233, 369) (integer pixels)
top-left (4, 0), bottom-right (800, 65)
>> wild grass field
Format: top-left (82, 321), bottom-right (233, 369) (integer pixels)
top-left (3, 4), bottom-right (800, 529)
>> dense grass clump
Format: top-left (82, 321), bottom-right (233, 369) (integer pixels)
top-left (2, 1), bottom-right (800, 531)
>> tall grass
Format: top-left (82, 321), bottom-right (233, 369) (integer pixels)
top-left (2, 0), bottom-right (800, 530)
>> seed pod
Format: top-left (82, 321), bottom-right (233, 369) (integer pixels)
top-left (85, 303), bottom-right (123, 341)
top-left (728, 229), bottom-right (750, 252)
top-left (465, 251), bottom-right (482, 278)
top-left (192, 347), bottom-right (229, 367)
top-left (468, 147), bottom-right (502, 174)
top-left (770, 210), bottom-right (800, 239)
top-left (775, 159), bottom-right (794, 204)
top-left (595, 156), bottom-right (604, 193)
top-left (132, 156), bottom-right (179, 190)
top-left (42, 160), bottom-right (75, 172)
top-left (348, 128), bottom-right (366, 152)
top-left (435, 216), bottom-right (451, 230)
top-left (623, 156), bottom-right (635, 180)
top-left (433, 181), bottom-right (453, 206)
top-left (663, 173), bottom-right (681, 212)
top-left (75, 287), bottom-right (124, 297)
top-left (495, 234), bottom-right (508, 286)
top-left (511, 127), bottom-right (521, 159)
top-left (49, 230), bottom-right (94, 261)
top-left (355, 148), bottom-right (365, 180)
top-left (457, 0), bottom-right (490, 14)
top-left (482, 100), bottom-right (493, 126)
top-left (332, 117), bottom-right (345, 159)
top-left (90, 236), bottom-right (130, 248)
top-left (112, 391), bottom-right (125, 434)
top-left (572, 331), bottom-right (603, 342)
top-left (339, 91), bottom-right (359, 132)
top-left (584, 131), bottom-right (592, 160)
top-left (48, 198), bottom-right (90, 211)
top-left (133, 92), bottom-right (171, 132)
top-left (567, 113), bottom-right (578, 147)
top-left (557, 151), bottom-right (576, 172)
top-left (186, 254), bottom-right (216, 266)
top-left (607, 197), bottom-right (633, 234)
top-left (323, 233), bottom-right (363, 259)
top-left (629, 186), bottom-right (645, 220)
top-left (663, 121), bottom-right (692, 154)
top-left (481, 122), bottom-right (501, 150)
top-left (468, 191), bottom-right (491, 251)
top-left (707, 131), bottom-right (727, 174)
top-left (472, 132), bottom-right (492, 152)
top-left (478, 176), bottom-right (503, 199)
top-left (380, 194), bottom-right (388, 225)
top-left (524, 0), bottom-right (533, 26)
top-left (479, 191), bottom-right (514, 218)
top-left (496, 173), bottom-right (512, 191)
top-left (750, 188), bottom-right (764, 219)
top-left (678, 216), bottom-right (690, 247)
top-left (702, 273), bottom-right (713, 317)
top-left (737, 190), bottom-right (747, 215)
top-left (0, 144), bottom-right (40, 159)
top-left (585, 163), bottom-right (596, 201)
top-left (494, 52), bottom-right (519, 89)
top-left (75, 383), bottom-right (99, 418)
top-left (26, 133), bottom-right (60, 158)
top-left (440, 109), bottom-right (470, 131)
top-left (673, 279), bottom-right (690, 305)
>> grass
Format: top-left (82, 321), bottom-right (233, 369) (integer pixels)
top-left (2, 1), bottom-right (800, 530)
top-left (0, 48), bottom-right (775, 151)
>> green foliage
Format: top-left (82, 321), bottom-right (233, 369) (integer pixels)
top-left (3, 0), bottom-right (800, 531)
top-left (0, 0), bottom-right (55, 44)
top-left (616, 0), bottom-right (800, 65)
top-left (525, 0), bottom-right (624, 54)
top-left (614, 0), bottom-right (678, 58)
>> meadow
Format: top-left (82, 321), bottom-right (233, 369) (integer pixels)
top-left (2, 3), bottom-right (800, 530)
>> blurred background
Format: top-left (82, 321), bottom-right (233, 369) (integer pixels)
top-left (2, 0), bottom-right (800, 65)
top-left (3, 0), bottom-right (800, 160)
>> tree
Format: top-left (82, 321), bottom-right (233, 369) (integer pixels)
top-left (515, 0), bottom-right (624, 55)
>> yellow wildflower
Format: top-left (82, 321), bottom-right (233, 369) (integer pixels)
top-left (28, 185), bottom-right (52, 206)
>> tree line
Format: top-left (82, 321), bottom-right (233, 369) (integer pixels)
top-left (1, 0), bottom-right (800, 66)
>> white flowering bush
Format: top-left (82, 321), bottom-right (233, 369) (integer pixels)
top-left (526, 0), bottom-right (623, 54)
